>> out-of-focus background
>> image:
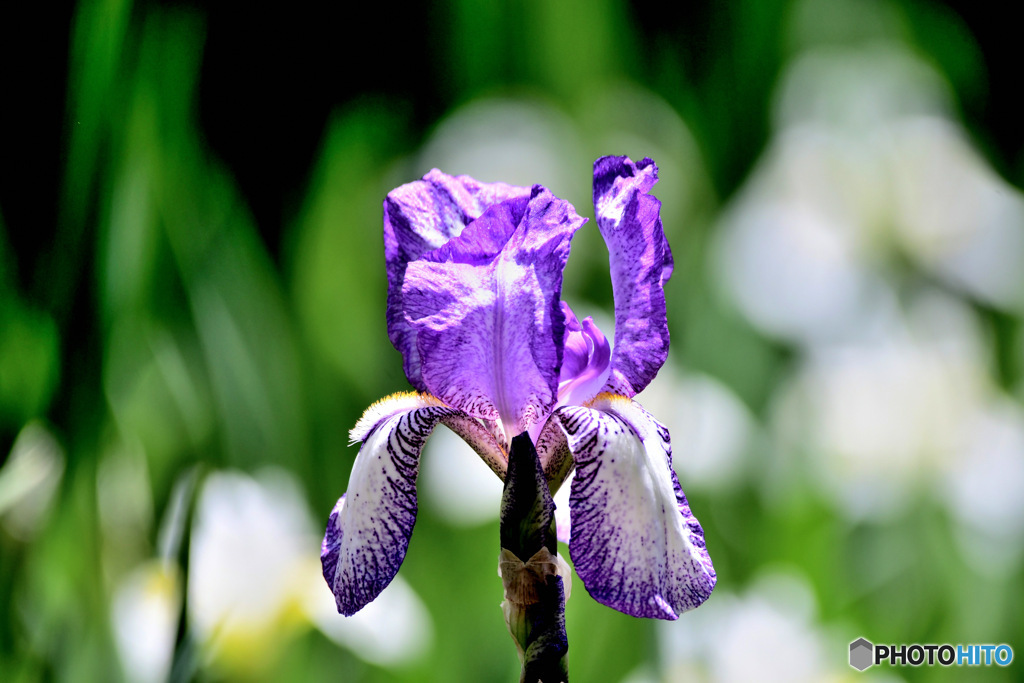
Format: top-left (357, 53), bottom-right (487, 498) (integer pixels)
top-left (1, 0), bottom-right (1021, 681)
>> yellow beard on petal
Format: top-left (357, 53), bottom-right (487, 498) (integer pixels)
top-left (349, 392), bottom-right (446, 443)
top-left (582, 392), bottom-right (631, 408)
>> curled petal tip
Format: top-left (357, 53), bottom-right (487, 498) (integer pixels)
top-left (593, 155), bottom-right (673, 396)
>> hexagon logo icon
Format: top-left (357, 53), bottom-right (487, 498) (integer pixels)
top-left (849, 638), bottom-right (874, 671)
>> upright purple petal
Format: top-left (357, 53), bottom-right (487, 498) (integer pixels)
top-left (322, 393), bottom-right (505, 615)
top-left (593, 156), bottom-right (674, 396)
top-left (552, 395), bottom-right (715, 619)
top-left (384, 171), bottom-right (531, 390)
top-left (556, 302), bottom-right (611, 408)
top-left (401, 187), bottom-right (586, 439)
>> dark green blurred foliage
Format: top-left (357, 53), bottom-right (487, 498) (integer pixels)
top-left (1, 0), bottom-right (1022, 681)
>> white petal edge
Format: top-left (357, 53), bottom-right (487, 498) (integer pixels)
top-left (554, 394), bottom-right (716, 619)
top-left (325, 393), bottom-right (504, 615)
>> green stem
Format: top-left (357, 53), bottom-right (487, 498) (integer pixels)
top-left (499, 432), bottom-right (569, 683)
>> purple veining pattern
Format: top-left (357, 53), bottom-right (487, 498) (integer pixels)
top-left (554, 396), bottom-right (716, 619)
top-left (384, 170), bottom-right (531, 391)
top-left (592, 156), bottom-right (674, 397)
top-left (322, 399), bottom-right (466, 615)
top-left (401, 186), bottom-right (586, 437)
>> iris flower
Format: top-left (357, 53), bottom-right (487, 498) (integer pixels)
top-left (322, 156), bottom-right (716, 621)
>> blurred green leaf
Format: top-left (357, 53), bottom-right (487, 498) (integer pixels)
top-left (288, 105), bottom-right (410, 402)
top-left (0, 301), bottom-right (60, 430)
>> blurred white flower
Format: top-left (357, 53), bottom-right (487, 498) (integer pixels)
top-left (304, 569), bottom-right (433, 667)
top-left (715, 43), bottom-right (1024, 350)
top-left (637, 360), bottom-right (752, 490)
top-left (715, 40), bottom-right (1024, 545)
top-left (422, 425), bottom-right (503, 526)
top-left (657, 570), bottom-right (839, 683)
top-left (111, 560), bottom-right (181, 683)
top-left (0, 421), bottom-right (64, 540)
top-left (188, 468), bottom-right (433, 672)
top-left (715, 192), bottom-right (889, 345)
top-left (773, 44), bottom-right (955, 132)
top-left (772, 292), bottom-right (995, 520)
top-left (944, 399), bottom-right (1024, 576)
top-left (887, 117), bottom-right (1024, 310)
top-left (417, 97), bottom-right (584, 204)
top-left (108, 465), bottom-right (201, 683)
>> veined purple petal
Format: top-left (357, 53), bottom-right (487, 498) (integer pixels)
top-left (384, 171), bottom-right (531, 390)
top-left (401, 187), bottom-right (586, 439)
top-left (534, 411), bottom-right (572, 483)
top-left (593, 156), bottom-right (674, 396)
top-left (553, 395), bottom-right (716, 619)
top-left (557, 302), bottom-right (611, 408)
top-left (323, 393), bottom-right (505, 615)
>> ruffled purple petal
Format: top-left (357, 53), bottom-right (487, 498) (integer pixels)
top-left (593, 156), bottom-right (674, 396)
top-left (322, 393), bottom-right (504, 615)
top-left (556, 302), bottom-right (611, 408)
top-left (401, 187), bottom-right (586, 438)
top-left (384, 170), bottom-right (531, 390)
top-left (553, 395), bottom-right (715, 619)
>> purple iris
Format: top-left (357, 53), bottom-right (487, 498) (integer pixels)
top-left (322, 156), bottom-right (716, 620)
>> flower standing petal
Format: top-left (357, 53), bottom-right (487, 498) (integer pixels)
top-left (593, 156), bottom-right (674, 396)
top-left (401, 187), bottom-right (586, 439)
top-left (553, 394), bottom-right (716, 619)
top-left (322, 393), bottom-right (505, 615)
top-left (384, 171), bottom-right (531, 391)
top-left (556, 302), bottom-right (612, 409)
